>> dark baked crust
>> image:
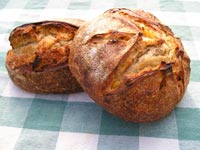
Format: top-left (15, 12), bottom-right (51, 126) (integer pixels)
top-left (69, 8), bottom-right (190, 122)
top-left (6, 20), bottom-right (84, 93)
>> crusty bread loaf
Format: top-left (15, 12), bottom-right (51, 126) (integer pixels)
top-left (69, 8), bottom-right (191, 122)
top-left (6, 20), bottom-right (84, 93)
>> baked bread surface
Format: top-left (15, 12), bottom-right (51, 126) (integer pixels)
top-left (69, 8), bottom-right (190, 122)
top-left (6, 20), bottom-right (84, 93)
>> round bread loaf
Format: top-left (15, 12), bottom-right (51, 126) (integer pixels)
top-left (6, 20), bottom-right (84, 93)
top-left (69, 8), bottom-right (191, 122)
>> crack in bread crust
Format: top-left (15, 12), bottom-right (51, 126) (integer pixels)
top-left (8, 21), bottom-right (78, 72)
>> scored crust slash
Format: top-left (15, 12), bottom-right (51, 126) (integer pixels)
top-left (69, 8), bottom-right (190, 122)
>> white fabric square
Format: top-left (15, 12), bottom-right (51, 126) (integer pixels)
top-left (182, 41), bottom-right (200, 60)
top-left (139, 137), bottom-right (179, 150)
top-left (137, 0), bottom-right (160, 10)
top-left (185, 12), bottom-right (200, 26)
top-left (154, 12), bottom-right (186, 26)
top-left (0, 126), bottom-right (22, 150)
top-left (0, 34), bottom-right (10, 52)
top-left (46, 0), bottom-right (71, 9)
top-left (55, 132), bottom-right (98, 150)
top-left (91, 0), bottom-right (115, 10)
top-left (2, 80), bottom-right (35, 98)
top-left (68, 92), bottom-right (94, 103)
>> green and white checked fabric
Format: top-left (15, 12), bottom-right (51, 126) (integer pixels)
top-left (0, 0), bottom-right (200, 150)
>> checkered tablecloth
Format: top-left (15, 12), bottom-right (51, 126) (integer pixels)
top-left (0, 0), bottom-right (200, 150)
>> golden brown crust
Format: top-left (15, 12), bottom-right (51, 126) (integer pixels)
top-left (69, 8), bottom-right (190, 122)
top-left (6, 20), bottom-right (84, 93)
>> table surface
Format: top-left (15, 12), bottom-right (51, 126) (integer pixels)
top-left (0, 0), bottom-right (200, 150)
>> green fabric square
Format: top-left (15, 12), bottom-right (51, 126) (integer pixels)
top-left (0, 0), bottom-right (9, 9)
top-left (179, 140), bottom-right (200, 150)
top-left (191, 60), bottom-right (200, 82)
top-left (170, 25), bottom-right (193, 41)
top-left (68, 0), bottom-right (91, 9)
top-left (175, 108), bottom-right (200, 140)
top-left (14, 129), bottom-right (58, 150)
top-left (0, 52), bottom-right (6, 72)
top-left (25, 0), bottom-right (49, 9)
top-left (140, 111), bottom-right (178, 138)
top-left (160, 0), bottom-right (184, 12)
top-left (24, 99), bottom-right (66, 131)
top-left (98, 135), bottom-right (139, 150)
top-left (0, 97), bottom-right (32, 127)
top-left (100, 111), bottom-right (139, 136)
top-left (60, 102), bottom-right (102, 134)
